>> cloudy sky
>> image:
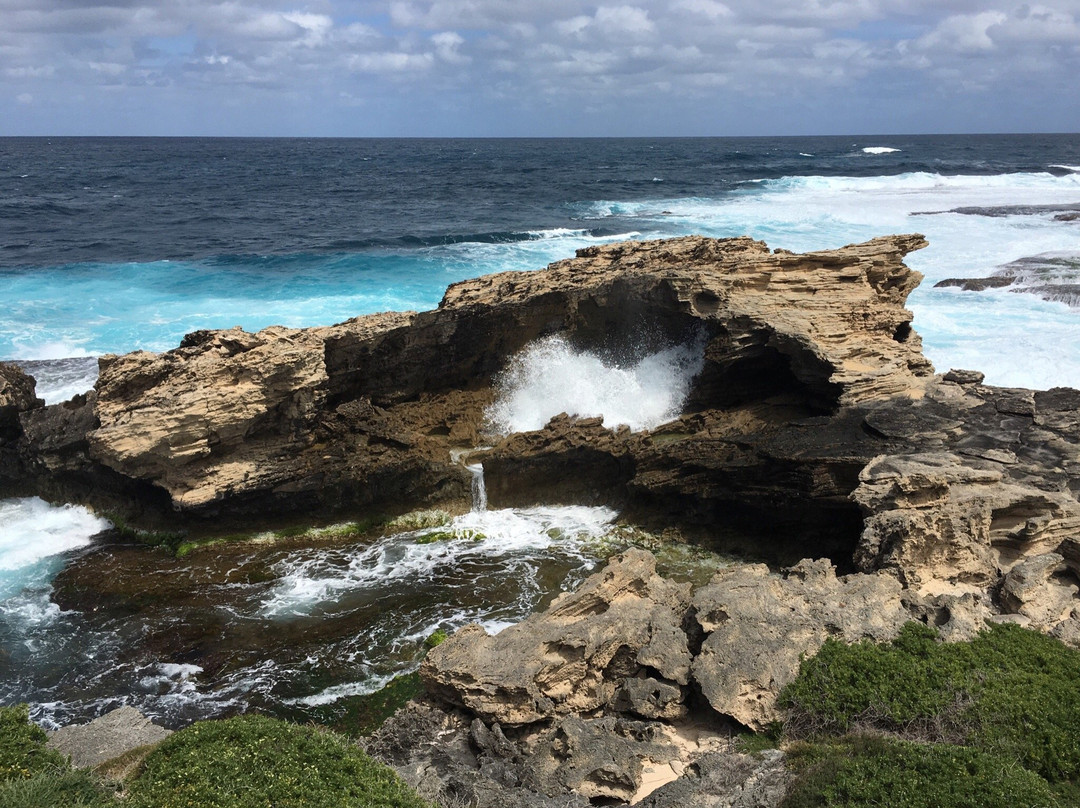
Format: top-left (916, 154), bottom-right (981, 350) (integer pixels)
top-left (2, 0), bottom-right (1079, 136)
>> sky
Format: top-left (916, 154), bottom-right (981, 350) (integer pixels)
top-left (2, 0), bottom-right (1079, 136)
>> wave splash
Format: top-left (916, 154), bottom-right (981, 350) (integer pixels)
top-left (0, 498), bottom-right (111, 600)
top-left (484, 335), bottom-right (705, 435)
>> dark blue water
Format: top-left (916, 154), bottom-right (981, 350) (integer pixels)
top-left (4, 135), bottom-right (1079, 267)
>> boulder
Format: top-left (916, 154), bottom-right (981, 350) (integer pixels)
top-left (421, 549), bottom-right (692, 726)
top-left (47, 706), bottom-right (171, 770)
top-left (691, 559), bottom-right (909, 730)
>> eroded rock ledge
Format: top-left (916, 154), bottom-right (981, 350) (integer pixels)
top-left (1, 234), bottom-right (931, 528)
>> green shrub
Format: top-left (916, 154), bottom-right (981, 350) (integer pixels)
top-left (0, 769), bottom-right (115, 808)
top-left (0, 706), bottom-right (64, 783)
top-left (125, 714), bottom-right (432, 808)
top-left (780, 622), bottom-right (1080, 784)
top-left (781, 735), bottom-right (1061, 808)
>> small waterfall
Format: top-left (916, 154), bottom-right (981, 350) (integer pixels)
top-left (465, 463), bottom-right (488, 512)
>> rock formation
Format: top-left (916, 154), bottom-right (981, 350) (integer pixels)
top-left (47, 706), bottom-right (171, 770)
top-left (2, 234), bottom-right (932, 528)
top-left (7, 233), bottom-right (1080, 804)
top-left (935, 252), bottom-right (1080, 308)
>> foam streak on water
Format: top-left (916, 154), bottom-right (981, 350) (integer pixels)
top-left (484, 335), bottom-right (705, 435)
top-left (262, 505), bottom-right (615, 618)
top-left (0, 503), bottom-right (618, 727)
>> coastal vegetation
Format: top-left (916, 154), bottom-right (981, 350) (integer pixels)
top-left (124, 715), bottom-right (432, 808)
top-left (774, 622), bottom-right (1080, 806)
top-left (0, 705), bottom-right (113, 808)
top-left (0, 706), bottom-right (431, 808)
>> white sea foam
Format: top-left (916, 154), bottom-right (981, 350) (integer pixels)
top-left (0, 498), bottom-right (109, 573)
top-left (0, 497), bottom-right (110, 602)
top-left (484, 335), bottom-right (704, 435)
top-left (10, 357), bottom-right (99, 404)
top-left (577, 171), bottom-right (1080, 390)
top-left (261, 504), bottom-right (614, 618)
top-left (11, 341), bottom-right (95, 361)
top-left (862, 146), bottom-right (901, 154)
top-left (525, 228), bottom-right (592, 239)
top-left (288, 674), bottom-right (396, 707)
top-left (1050, 165), bottom-right (1080, 172)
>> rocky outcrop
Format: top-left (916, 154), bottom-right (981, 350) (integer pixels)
top-left (383, 550), bottom-right (900, 804)
top-left (0, 362), bottom-right (43, 482)
top-left (421, 549), bottom-right (693, 726)
top-left (422, 551), bottom-right (908, 733)
top-left (5, 234), bottom-right (932, 526)
top-left (851, 381), bottom-right (1080, 638)
top-left (935, 251), bottom-right (1080, 308)
top-left (47, 706), bottom-right (171, 770)
top-left (375, 548), bottom-right (807, 808)
top-left (691, 559), bottom-right (908, 730)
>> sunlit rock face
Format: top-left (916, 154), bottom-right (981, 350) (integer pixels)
top-left (4, 233), bottom-right (933, 534)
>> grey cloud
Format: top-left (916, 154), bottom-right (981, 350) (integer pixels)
top-left (2, 0), bottom-right (1078, 133)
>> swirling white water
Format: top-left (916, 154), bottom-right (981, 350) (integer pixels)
top-left (0, 497), bottom-right (621, 727)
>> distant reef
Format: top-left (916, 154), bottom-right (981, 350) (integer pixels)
top-left (5, 234), bottom-right (1080, 804)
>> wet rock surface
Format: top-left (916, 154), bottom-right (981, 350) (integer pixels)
top-left (935, 251), bottom-right (1080, 308)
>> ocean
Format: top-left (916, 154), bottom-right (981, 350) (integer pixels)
top-left (2, 134), bottom-right (1079, 727)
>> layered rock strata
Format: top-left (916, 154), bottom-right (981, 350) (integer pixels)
top-left (2, 234), bottom-right (932, 527)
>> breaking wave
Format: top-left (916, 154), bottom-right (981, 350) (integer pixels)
top-left (484, 334), bottom-right (705, 435)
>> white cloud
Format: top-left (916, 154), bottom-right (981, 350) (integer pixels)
top-left (674, 0), bottom-right (733, 19)
top-left (347, 50), bottom-right (434, 73)
top-left (916, 11), bottom-right (1008, 53)
top-left (431, 30), bottom-right (469, 63)
top-left (16, 91), bottom-right (32, 103)
top-left (0, 0), bottom-right (1078, 133)
top-left (593, 5), bottom-right (655, 35)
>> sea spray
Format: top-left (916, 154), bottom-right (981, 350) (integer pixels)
top-left (484, 334), bottom-right (706, 435)
top-left (0, 497), bottom-right (111, 601)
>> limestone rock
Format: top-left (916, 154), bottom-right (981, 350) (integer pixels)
top-left (518, 715), bottom-right (677, 803)
top-left (88, 326), bottom-right (331, 510)
top-left (690, 559), bottom-right (908, 730)
top-left (999, 553), bottom-right (1079, 630)
top-left (638, 749), bottom-right (791, 808)
top-left (6, 234), bottom-right (933, 523)
top-left (0, 362), bottom-right (43, 480)
top-left (47, 706), bottom-right (171, 770)
top-left (943, 369), bottom-right (985, 385)
top-left (421, 548), bottom-right (692, 726)
top-left (0, 362), bottom-right (43, 421)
